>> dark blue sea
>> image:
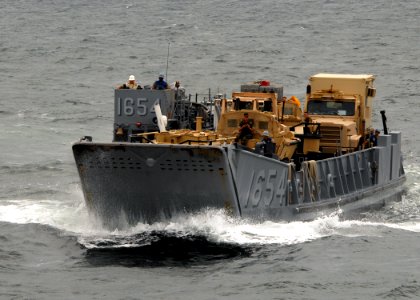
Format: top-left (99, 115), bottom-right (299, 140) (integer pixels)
top-left (1, 0), bottom-right (420, 299)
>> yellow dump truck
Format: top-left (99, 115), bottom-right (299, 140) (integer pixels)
top-left (304, 73), bottom-right (376, 154)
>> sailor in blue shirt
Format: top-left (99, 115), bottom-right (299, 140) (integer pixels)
top-left (152, 74), bottom-right (169, 90)
top-left (369, 129), bottom-right (380, 147)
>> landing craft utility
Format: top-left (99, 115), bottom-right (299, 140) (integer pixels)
top-left (72, 74), bottom-right (406, 228)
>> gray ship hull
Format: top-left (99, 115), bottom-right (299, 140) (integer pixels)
top-left (73, 132), bottom-right (405, 228)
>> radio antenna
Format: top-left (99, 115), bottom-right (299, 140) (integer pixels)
top-left (165, 42), bottom-right (170, 82)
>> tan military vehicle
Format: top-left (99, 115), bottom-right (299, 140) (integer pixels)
top-left (297, 73), bottom-right (376, 155)
top-left (216, 90), bottom-right (302, 160)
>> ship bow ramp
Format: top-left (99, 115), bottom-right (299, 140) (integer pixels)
top-left (73, 142), bottom-right (240, 226)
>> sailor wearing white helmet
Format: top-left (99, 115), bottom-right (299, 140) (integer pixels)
top-left (118, 75), bottom-right (142, 90)
top-left (261, 130), bottom-right (275, 158)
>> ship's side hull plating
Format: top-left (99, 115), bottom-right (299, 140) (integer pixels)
top-left (73, 132), bottom-right (405, 227)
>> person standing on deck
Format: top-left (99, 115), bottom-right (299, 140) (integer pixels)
top-left (152, 74), bottom-right (169, 90)
top-left (118, 75), bottom-right (142, 89)
top-left (261, 130), bottom-right (275, 158)
top-left (370, 129), bottom-right (380, 147)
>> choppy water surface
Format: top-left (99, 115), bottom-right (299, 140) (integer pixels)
top-left (1, 0), bottom-right (420, 299)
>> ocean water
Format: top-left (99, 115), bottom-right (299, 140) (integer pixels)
top-left (1, 0), bottom-right (420, 299)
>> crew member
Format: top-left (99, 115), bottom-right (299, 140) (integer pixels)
top-left (370, 129), bottom-right (380, 147)
top-left (152, 74), bottom-right (169, 90)
top-left (170, 81), bottom-right (185, 100)
top-left (290, 95), bottom-right (301, 107)
top-left (261, 130), bottom-right (275, 158)
top-left (170, 80), bottom-right (181, 90)
top-left (236, 112), bottom-right (254, 145)
top-left (118, 75), bottom-right (142, 90)
top-left (303, 112), bottom-right (312, 135)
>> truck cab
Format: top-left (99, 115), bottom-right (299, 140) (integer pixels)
top-left (304, 73), bottom-right (376, 155)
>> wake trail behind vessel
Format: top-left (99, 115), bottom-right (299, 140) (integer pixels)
top-left (1, 196), bottom-right (419, 251)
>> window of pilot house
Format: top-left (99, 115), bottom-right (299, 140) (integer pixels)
top-left (227, 119), bottom-right (238, 127)
top-left (226, 101), bottom-right (233, 112)
top-left (258, 121), bottom-right (268, 130)
top-left (258, 101), bottom-right (264, 111)
top-left (258, 100), bottom-right (272, 112)
top-left (283, 105), bottom-right (294, 115)
top-left (237, 101), bottom-right (253, 110)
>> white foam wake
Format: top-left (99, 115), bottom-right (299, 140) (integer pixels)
top-left (1, 197), bottom-right (420, 247)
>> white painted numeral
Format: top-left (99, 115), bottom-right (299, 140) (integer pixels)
top-left (264, 169), bottom-right (277, 206)
top-left (250, 169), bottom-right (265, 207)
top-left (136, 98), bottom-right (147, 116)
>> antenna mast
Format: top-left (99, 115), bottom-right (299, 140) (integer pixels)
top-left (165, 42), bottom-right (170, 82)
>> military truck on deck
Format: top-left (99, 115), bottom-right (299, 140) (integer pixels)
top-left (303, 73), bottom-right (376, 155)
